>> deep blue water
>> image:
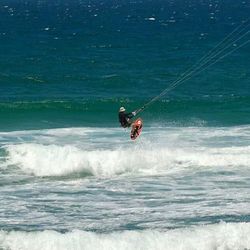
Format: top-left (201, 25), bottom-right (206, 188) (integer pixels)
top-left (0, 0), bottom-right (249, 129)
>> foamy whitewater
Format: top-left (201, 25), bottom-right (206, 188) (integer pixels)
top-left (3, 126), bottom-right (250, 177)
top-left (1, 126), bottom-right (250, 249)
top-left (1, 223), bottom-right (250, 250)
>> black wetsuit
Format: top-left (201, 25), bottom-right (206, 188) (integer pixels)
top-left (119, 112), bottom-right (134, 128)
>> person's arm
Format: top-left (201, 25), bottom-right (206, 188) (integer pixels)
top-left (127, 111), bottom-right (137, 119)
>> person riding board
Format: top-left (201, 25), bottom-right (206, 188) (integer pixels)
top-left (118, 107), bottom-right (143, 139)
top-left (118, 107), bottom-right (136, 128)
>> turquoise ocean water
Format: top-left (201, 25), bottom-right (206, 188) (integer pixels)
top-left (0, 0), bottom-right (250, 249)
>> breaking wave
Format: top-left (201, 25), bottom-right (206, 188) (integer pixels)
top-left (0, 222), bottom-right (250, 250)
top-left (4, 141), bottom-right (250, 177)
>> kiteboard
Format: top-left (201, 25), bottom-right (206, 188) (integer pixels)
top-left (130, 118), bottom-right (143, 140)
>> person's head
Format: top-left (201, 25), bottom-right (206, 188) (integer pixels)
top-left (119, 107), bottom-right (126, 112)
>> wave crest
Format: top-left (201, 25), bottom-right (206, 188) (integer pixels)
top-left (4, 142), bottom-right (250, 177)
top-left (1, 223), bottom-right (250, 250)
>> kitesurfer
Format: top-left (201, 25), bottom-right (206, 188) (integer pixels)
top-left (118, 107), bottom-right (136, 128)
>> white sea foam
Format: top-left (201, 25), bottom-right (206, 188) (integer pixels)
top-left (1, 125), bottom-right (250, 177)
top-left (0, 223), bottom-right (250, 250)
top-left (4, 141), bottom-right (250, 177)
